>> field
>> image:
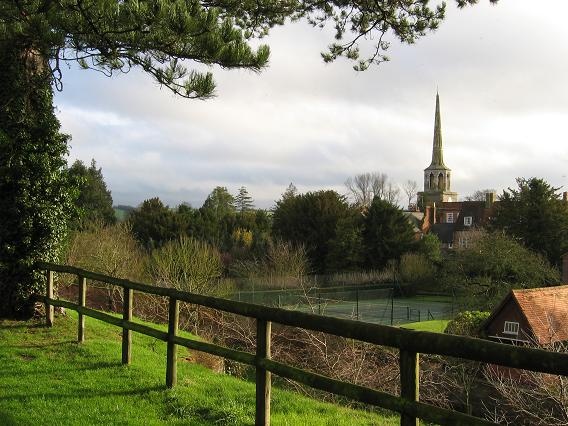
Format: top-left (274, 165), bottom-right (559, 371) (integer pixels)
top-left (0, 311), bottom-right (398, 425)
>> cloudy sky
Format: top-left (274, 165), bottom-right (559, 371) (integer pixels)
top-left (54, 0), bottom-right (568, 209)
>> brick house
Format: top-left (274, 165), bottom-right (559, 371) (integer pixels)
top-left (483, 286), bottom-right (568, 345)
top-left (420, 195), bottom-right (497, 249)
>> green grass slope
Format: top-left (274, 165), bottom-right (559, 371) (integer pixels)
top-left (0, 312), bottom-right (397, 425)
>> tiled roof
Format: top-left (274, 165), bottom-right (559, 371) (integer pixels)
top-left (430, 223), bottom-right (455, 243)
top-left (512, 285), bottom-right (568, 344)
top-left (404, 211), bottom-right (424, 233)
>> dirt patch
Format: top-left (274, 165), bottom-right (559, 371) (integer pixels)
top-left (18, 353), bottom-right (36, 361)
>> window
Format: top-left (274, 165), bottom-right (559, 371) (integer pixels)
top-left (464, 216), bottom-right (473, 226)
top-left (459, 236), bottom-right (470, 249)
top-left (446, 212), bottom-right (454, 223)
top-left (503, 321), bottom-right (519, 335)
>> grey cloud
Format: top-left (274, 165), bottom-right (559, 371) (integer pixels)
top-left (54, 0), bottom-right (568, 208)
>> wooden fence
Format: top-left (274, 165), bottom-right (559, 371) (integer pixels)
top-left (37, 262), bottom-right (568, 426)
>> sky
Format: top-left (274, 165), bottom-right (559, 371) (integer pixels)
top-left (54, 0), bottom-right (568, 209)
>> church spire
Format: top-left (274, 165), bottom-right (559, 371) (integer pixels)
top-left (418, 91), bottom-right (458, 206)
top-left (429, 91), bottom-right (446, 169)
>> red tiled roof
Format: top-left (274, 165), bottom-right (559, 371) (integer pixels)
top-left (512, 285), bottom-right (568, 344)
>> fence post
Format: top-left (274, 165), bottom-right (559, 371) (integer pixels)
top-left (77, 275), bottom-right (87, 343)
top-left (390, 290), bottom-right (394, 326)
top-left (122, 287), bottom-right (133, 365)
top-left (400, 350), bottom-right (419, 426)
top-left (256, 319), bottom-right (271, 426)
top-left (166, 298), bottom-right (179, 388)
top-left (46, 269), bottom-right (54, 327)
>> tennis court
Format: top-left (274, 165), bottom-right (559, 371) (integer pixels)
top-left (291, 294), bottom-right (454, 326)
top-left (232, 286), bottom-right (455, 326)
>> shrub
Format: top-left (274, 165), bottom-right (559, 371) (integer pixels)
top-left (65, 222), bottom-right (147, 310)
top-left (399, 253), bottom-right (436, 285)
top-left (65, 222), bottom-right (146, 281)
top-left (444, 311), bottom-right (490, 337)
top-left (148, 236), bottom-right (222, 295)
top-left (230, 240), bottom-right (310, 289)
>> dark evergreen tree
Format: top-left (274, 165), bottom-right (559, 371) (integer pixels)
top-left (129, 198), bottom-right (182, 249)
top-left (234, 186), bottom-right (255, 212)
top-left (326, 208), bottom-right (365, 272)
top-left (362, 197), bottom-right (416, 270)
top-left (491, 178), bottom-right (568, 266)
top-left (272, 190), bottom-right (350, 273)
top-left (68, 159), bottom-right (116, 228)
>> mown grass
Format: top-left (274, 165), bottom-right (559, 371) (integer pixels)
top-left (0, 311), bottom-right (398, 425)
top-left (400, 320), bottom-right (450, 333)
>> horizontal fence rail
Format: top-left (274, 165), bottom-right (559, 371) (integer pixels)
top-left (36, 262), bottom-right (568, 426)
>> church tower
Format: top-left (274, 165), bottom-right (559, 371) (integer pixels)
top-left (418, 92), bottom-right (458, 208)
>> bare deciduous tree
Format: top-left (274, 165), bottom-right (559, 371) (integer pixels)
top-left (464, 189), bottom-right (496, 202)
top-left (385, 182), bottom-right (401, 206)
top-left (403, 179), bottom-right (419, 210)
top-left (484, 339), bottom-right (568, 425)
top-left (345, 172), bottom-right (400, 207)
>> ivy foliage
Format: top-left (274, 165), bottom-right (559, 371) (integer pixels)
top-left (0, 43), bottom-right (75, 318)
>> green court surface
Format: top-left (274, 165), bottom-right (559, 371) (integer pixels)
top-left (290, 295), bottom-right (454, 326)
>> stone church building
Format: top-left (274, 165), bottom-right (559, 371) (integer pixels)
top-left (414, 93), bottom-right (497, 249)
top-left (417, 92), bottom-right (458, 206)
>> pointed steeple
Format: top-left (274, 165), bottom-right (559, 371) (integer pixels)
top-left (418, 91), bottom-right (458, 206)
top-left (427, 91), bottom-right (448, 169)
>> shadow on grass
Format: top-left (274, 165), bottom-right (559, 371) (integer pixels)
top-left (0, 385), bottom-right (166, 402)
top-left (0, 321), bottom-right (46, 330)
top-left (0, 410), bottom-right (19, 426)
top-left (4, 340), bottom-right (78, 349)
top-left (0, 361), bottom-right (122, 378)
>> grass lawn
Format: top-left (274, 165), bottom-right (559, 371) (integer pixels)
top-left (0, 311), bottom-right (398, 425)
top-left (399, 320), bottom-right (450, 333)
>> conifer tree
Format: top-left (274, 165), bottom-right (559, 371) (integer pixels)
top-left (281, 183), bottom-right (298, 201)
top-left (235, 186), bottom-right (255, 212)
top-left (362, 197), bottom-right (416, 270)
top-left (68, 159), bottom-right (116, 228)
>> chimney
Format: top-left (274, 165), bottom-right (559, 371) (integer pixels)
top-left (485, 192), bottom-right (495, 209)
top-left (432, 202), bottom-right (437, 224)
top-left (563, 253), bottom-right (568, 283)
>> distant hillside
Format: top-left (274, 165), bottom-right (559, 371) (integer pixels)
top-left (113, 205), bottom-right (135, 222)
